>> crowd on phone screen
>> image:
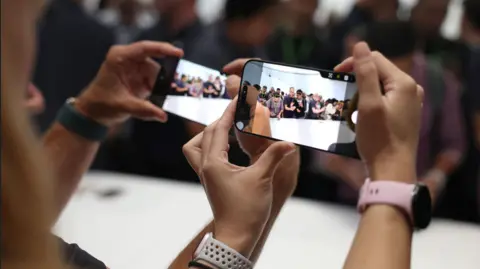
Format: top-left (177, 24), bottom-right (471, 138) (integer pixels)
top-left (171, 72), bottom-right (228, 98)
top-left (257, 85), bottom-right (350, 120)
top-left (30, 0), bottom-right (480, 225)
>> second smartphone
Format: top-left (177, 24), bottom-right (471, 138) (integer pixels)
top-left (235, 59), bottom-right (360, 159)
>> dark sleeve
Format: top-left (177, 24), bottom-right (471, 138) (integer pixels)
top-left (56, 236), bottom-right (107, 269)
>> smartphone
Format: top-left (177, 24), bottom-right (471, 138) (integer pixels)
top-left (150, 56), bottom-right (231, 126)
top-left (235, 59), bottom-right (360, 159)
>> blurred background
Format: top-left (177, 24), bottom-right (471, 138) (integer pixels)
top-left (33, 0), bottom-right (479, 224)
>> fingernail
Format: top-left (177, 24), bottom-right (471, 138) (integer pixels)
top-left (285, 144), bottom-right (297, 156)
top-left (157, 115), bottom-right (168, 123)
top-left (354, 42), bottom-right (371, 59)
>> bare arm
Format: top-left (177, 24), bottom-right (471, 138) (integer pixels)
top-left (343, 164), bottom-right (415, 269)
top-left (43, 123), bottom-right (100, 218)
top-left (170, 105), bottom-right (299, 269)
top-left (343, 205), bottom-right (412, 269)
top-left (169, 153), bottom-right (299, 269)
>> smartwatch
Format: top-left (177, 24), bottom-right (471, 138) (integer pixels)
top-left (193, 233), bottom-right (253, 269)
top-left (56, 98), bottom-right (108, 141)
top-left (357, 178), bottom-right (432, 229)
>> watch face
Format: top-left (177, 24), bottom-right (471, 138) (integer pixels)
top-left (412, 184), bottom-right (432, 229)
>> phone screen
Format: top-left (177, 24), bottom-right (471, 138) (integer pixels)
top-left (157, 59), bottom-right (231, 125)
top-left (235, 60), bottom-right (360, 158)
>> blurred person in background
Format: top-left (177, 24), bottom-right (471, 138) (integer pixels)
top-left (115, 0), bottom-right (142, 44)
top-left (33, 0), bottom-right (115, 134)
top-left (329, 0), bottom-right (400, 64)
top-left (410, 0), bottom-right (453, 56)
top-left (188, 0), bottom-right (280, 70)
top-left (266, 0), bottom-right (336, 69)
top-left (413, 0), bottom-right (480, 222)
top-left (137, 0), bottom-right (203, 57)
top-left (319, 21), bottom-right (469, 221)
top-left (456, 0), bottom-right (480, 221)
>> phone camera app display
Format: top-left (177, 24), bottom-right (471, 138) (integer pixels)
top-left (159, 59), bottom-right (232, 126)
top-left (237, 60), bottom-right (359, 158)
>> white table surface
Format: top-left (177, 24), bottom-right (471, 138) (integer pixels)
top-left (55, 172), bottom-right (480, 269)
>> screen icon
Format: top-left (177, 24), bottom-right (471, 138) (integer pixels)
top-left (344, 75), bottom-right (349, 81)
top-left (336, 74), bottom-right (341, 79)
top-left (328, 73), bottom-right (333, 78)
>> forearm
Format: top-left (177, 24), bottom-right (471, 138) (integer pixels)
top-left (343, 205), bottom-right (412, 269)
top-left (170, 152), bottom-right (299, 269)
top-left (249, 152), bottom-right (299, 262)
top-left (344, 161), bottom-right (416, 269)
top-left (43, 123), bottom-right (100, 217)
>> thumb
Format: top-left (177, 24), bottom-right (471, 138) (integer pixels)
top-left (122, 97), bottom-right (168, 122)
top-left (252, 142), bottom-right (296, 178)
top-left (226, 75), bottom-right (241, 99)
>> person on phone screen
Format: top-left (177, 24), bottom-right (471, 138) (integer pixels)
top-left (306, 93), bottom-right (325, 119)
top-left (174, 73), bottom-right (189, 95)
top-left (266, 93), bottom-right (284, 119)
top-left (293, 89), bottom-right (306, 118)
top-left (203, 75), bottom-right (220, 98)
top-left (325, 99), bottom-right (338, 120)
top-left (283, 87), bottom-right (296, 118)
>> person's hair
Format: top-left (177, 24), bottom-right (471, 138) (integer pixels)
top-left (276, 88), bottom-right (280, 91)
top-left (243, 80), bottom-right (251, 86)
top-left (464, 0), bottom-right (480, 30)
top-left (262, 85), bottom-right (267, 89)
top-left (274, 93), bottom-right (280, 98)
top-left (352, 21), bottom-right (416, 58)
top-left (216, 76), bottom-right (221, 80)
top-left (181, 74), bottom-right (187, 79)
top-left (296, 89), bottom-right (303, 94)
top-left (224, 0), bottom-right (279, 21)
top-left (253, 84), bottom-right (261, 91)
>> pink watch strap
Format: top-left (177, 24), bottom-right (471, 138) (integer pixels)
top-left (357, 179), bottom-right (416, 222)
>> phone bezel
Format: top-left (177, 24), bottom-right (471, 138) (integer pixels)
top-left (234, 59), bottom-right (360, 159)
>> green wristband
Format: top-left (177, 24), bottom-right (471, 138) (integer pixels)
top-left (56, 99), bottom-right (108, 141)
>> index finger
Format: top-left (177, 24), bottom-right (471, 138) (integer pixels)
top-left (334, 51), bottom-right (403, 83)
top-left (223, 58), bottom-right (260, 76)
top-left (120, 41), bottom-right (184, 60)
top-left (209, 97), bottom-right (238, 157)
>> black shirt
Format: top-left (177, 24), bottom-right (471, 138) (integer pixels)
top-left (57, 236), bottom-right (107, 269)
top-left (306, 100), bottom-right (322, 119)
top-left (283, 96), bottom-right (295, 118)
top-left (33, 0), bottom-right (114, 132)
top-left (203, 81), bottom-right (220, 98)
top-left (293, 98), bottom-right (306, 118)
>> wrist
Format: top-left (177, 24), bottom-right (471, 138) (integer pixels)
top-left (368, 153), bottom-right (417, 183)
top-left (214, 227), bottom-right (259, 258)
top-left (363, 204), bottom-right (413, 233)
top-left (74, 95), bottom-right (112, 127)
